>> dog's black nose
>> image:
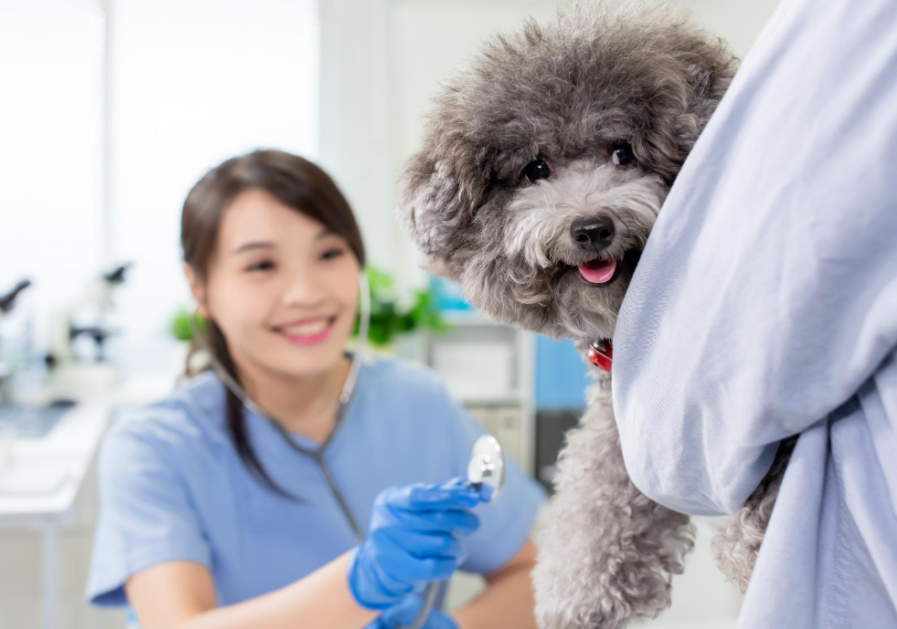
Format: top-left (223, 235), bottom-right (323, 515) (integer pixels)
top-left (571, 216), bottom-right (615, 252)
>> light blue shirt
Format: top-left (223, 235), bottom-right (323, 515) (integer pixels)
top-left (613, 0), bottom-right (897, 626)
top-left (87, 357), bottom-right (544, 608)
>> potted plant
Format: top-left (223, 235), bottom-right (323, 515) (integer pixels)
top-left (170, 308), bottom-right (206, 343)
top-left (168, 309), bottom-right (208, 376)
top-left (354, 266), bottom-right (448, 354)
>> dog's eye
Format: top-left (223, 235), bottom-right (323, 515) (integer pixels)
top-left (523, 159), bottom-right (551, 183)
top-left (611, 141), bottom-right (635, 166)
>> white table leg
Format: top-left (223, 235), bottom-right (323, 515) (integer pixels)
top-left (41, 523), bottom-right (59, 629)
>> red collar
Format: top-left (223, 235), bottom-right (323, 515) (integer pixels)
top-left (587, 339), bottom-right (613, 372)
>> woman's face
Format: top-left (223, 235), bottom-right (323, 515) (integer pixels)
top-left (189, 188), bottom-right (361, 381)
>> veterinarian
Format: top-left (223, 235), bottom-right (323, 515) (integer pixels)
top-left (612, 0), bottom-right (897, 626)
top-left (86, 150), bottom-right (544, 629)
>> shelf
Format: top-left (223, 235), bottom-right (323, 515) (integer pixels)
top-left (439, 311), bottom-right (503, 327)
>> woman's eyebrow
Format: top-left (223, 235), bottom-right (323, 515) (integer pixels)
top-left (231, 241), bottom-right (274, 255)
top-left (315, 228), bottom-right (334, 240)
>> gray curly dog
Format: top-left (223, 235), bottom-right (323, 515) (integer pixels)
top-left (398, 2), bottom-right (796, 627)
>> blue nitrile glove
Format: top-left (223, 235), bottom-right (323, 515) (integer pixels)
top-left (363, 595), bottom-right (460, 629)
top-left (348, 477), bottom-right (482, 610)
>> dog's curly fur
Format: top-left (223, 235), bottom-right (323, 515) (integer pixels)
top-left (398, 2), bottom-right (790, 627)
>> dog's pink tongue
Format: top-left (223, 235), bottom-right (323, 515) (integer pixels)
top-left (579, 258), bottom-right (617, 284)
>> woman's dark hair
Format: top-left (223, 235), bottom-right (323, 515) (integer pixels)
top-left (181, 149), bottom-right (365, 496)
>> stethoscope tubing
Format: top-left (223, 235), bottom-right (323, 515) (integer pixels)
top-left (188, 274), bottom-right (371, 540)
top-left (190, 273), bottom-right (445, 627)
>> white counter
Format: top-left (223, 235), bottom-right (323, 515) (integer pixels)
top-left (0, 404), bottom-right (110, 526)
top-left (0, 373), bottom-right (174, 629)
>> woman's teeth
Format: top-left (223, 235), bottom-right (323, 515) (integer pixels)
top-left (282, 320), bottom-right (330, 336)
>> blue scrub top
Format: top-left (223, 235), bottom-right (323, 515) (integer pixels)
top-left (86, 357), bottom-right (545, 607)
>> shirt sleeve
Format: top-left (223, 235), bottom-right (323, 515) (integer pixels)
top-left (611, 0), bottom-right (897, 517)
top-left (87, 411), bottom-right (211, 607)
top-left (430, 381), bottom-right (546, 575)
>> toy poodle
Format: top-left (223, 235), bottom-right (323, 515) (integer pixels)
top-left (398, 2), bottom-right (795, 627)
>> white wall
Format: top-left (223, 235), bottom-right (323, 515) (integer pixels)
top-left (317, 0), bottom-right (395, 271)
top-left (667, 0), bottom-right (783, 57)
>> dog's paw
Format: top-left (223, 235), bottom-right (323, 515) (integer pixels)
top-left (536, 585), bottom-right (670, 629)
top-left (536, 603), bottom-right (628, 629)
top-left (712, 437), bottom-right (794, 591)
top-left (711, 519), bottom-right (757, 593)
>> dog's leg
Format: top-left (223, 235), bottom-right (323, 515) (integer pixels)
top-left (711, 437), bottom-right (795, 592)
top-left (533, 383), bottom-right (695, 629)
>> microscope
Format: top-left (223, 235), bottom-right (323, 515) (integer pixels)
top-left (0, 278), bottom-right (68, 443)
top-left (46, 263), bottom-right (132, 390)
top-left (0, 279), bottom-right (33, 405)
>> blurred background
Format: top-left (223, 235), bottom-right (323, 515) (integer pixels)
top-left (0, 0), bottom-right (780, 627)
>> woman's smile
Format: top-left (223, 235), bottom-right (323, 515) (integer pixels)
top-left (273, 315), bottom-right (338, 346)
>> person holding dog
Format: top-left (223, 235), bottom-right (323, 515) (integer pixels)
top-left (612, 0), bottom-right (897, 626)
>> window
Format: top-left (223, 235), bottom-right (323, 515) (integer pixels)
top-left (110, 0), bottom-right (319, 371)
top-left (0, 1), bottom-right (104, 352)
top-left (0, 0), bottom-right (320, 373)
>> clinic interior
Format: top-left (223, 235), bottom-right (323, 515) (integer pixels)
top-left (0, 1), bottom-right (782, 628)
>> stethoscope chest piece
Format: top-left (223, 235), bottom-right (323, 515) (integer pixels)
top-left (467, 435), bottom-right (505, 503)
top-left (402, 434), bottom-right (507, 629)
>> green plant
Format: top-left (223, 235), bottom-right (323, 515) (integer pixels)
top-left (353, 266), bottom-right (448, 346)
top-left (169, 308), bottom-right (206, 342)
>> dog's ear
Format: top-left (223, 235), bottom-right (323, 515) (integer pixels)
top-left (636, 39), bottom-right (738, 182)
top-left (684, 42), bottom-right (737, 125)
top-left (397, 152), bottom-right (478, 261)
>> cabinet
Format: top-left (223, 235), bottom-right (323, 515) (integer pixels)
top-left (411, 312), bottom-right (536, 475)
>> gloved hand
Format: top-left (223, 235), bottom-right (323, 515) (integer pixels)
top-left (348, 477), bottom-right (482, 610)
top-left (364, 595), bottom-right (460, 629)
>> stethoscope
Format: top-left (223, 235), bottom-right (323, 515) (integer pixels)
top-left (189, 273), bottom-right (507, 629)
top-left (189, 273), bottom-right (371, 540)
top-left (405, 434), bottom-right (505, 629)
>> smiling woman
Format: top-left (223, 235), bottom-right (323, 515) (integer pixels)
top-left (180, 150), bottom-right (365, 485)
top-left (86, 149), bottom-right (545, 629)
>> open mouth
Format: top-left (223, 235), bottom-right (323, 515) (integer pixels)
top-left (578, 257), bottom-right (618, 285)
top-left (576, 249), bottom-right (640, 286)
